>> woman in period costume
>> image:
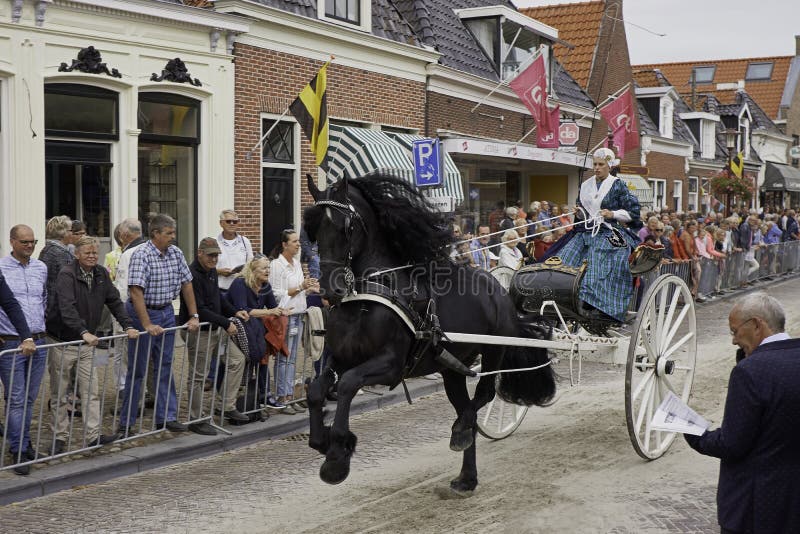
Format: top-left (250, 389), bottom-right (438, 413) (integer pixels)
top-left (543, 147), bottom-right (642, 322)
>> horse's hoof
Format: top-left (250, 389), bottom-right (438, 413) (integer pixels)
top-left (449, 428), bottom-right (474, 451)
top-left (434, 484), bottom-right (475, 500)
top-left (319, 459), bottom-right (350, 485)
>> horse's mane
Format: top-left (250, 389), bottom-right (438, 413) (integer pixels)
top-left (349, 173), bottom-right (451, 264)
top-left (304, 173), bottom-right (452, 264)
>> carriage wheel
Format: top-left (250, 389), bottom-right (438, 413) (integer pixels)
top-left (489, 265), bottom-right (516, 290)
top-left (625, 274), bottom-right (697, 460)
top-left (468, 362), bottom-right (529, 440)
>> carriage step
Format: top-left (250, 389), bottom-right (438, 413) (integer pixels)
top-left (435, 349), bottom-right (477, 377)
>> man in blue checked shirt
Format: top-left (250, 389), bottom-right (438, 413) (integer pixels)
top-left (0, 225), bottom-right (48, 476)
top-left (118, 214), bottom-right (200, 436)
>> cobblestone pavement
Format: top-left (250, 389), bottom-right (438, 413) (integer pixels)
top-left (2, 280), bottom-right (799, 533)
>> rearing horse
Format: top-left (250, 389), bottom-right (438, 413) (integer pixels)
top-left (303, 173), bottom-right (555, 496)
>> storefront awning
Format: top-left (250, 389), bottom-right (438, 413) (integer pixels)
top-left (763, 162), bottom-right (800, 192)
top-left (617, 173), bottom-right (654, 206)
top-left (327, 126), bottom-right (464, 207)
top-left (328, 125), bottom-right (415, 184)
top-left (384, 132), bottom-right (464, 204)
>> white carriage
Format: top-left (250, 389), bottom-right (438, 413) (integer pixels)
top-left (450, 260), bottom-right (697, 460)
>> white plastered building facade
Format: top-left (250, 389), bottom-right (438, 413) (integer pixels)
top-left (0, 0), bottom-right (247, 256)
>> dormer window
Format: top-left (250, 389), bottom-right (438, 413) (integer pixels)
top-left (745, 62), bottom-right (773, 81)
top-left (701, 119), bottom-right (716, 159)
top-left (318, 0), bottom-right (370, 32)
top-left (659, 96), bottom-right (673, 139)
top-left (457, 6), bottom-right (558, 80)
top-left (691, 66), bottom-right (716, 84)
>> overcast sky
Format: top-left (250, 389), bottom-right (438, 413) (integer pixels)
top-left (515, 0), bottom-right (798, 64)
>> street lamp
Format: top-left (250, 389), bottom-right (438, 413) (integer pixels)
top-left (724, 128), bottom-right (738, 216)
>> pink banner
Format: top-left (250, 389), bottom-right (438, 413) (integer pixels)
top-left (509, 54), bottom-right (549, 130)
top-left (599, 86), bottom-right (639, 158)
top-left (536, 104), bottom-right (560, 149)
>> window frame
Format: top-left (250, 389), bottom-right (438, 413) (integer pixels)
top-left (659, 96), bottom-right (674, 139)
top-left (648, 178), bottom-right (667, 211)
top-left (260, 113), bottom-right (300, 250)
top-left (691, 66), bottom-right (716, 84)
top-left (44, 83), bottom-right (119, 141)
top-left (137, 92), bottom-right (202, 255)
top-left (687, 177), bottom-right (699, 213)
top-left (317, 0), bottom-right (371, 32)
top-left (672, 180), bottom-right (682, 212)
top-left (745, 62), bottom-right (773, 81)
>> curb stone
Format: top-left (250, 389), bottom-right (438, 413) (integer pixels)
top-left (0, 378), bottom-right (445, 506)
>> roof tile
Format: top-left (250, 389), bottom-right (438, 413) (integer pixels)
top-left (634, 56), bottom-right (792, 119)
top-left (520, 1), bottom-right (605, 88)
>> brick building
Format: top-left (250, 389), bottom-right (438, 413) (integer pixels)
top-left (394, 1), bottom-right (598, 231)
top-left (213, 0), bottom-right (437, 253)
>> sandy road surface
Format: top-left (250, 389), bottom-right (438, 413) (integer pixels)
top-left (2, 281), bottom-right (798, 533)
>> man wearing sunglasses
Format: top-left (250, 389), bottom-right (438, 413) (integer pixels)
top-left (216, 210), bottom-right (253, 292)
top-left (684, 292), bottom-right (800, 533)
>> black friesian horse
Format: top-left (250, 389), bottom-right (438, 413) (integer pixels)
top-left (303, 173), bottom-right (555, 496)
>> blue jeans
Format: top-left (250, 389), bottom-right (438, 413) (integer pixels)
top-left (275, 315), bottom-right (303, 398)
top-left (119, 304), bottom-right (178, 427)
top-left (0, 339), bottom-right (47, 454)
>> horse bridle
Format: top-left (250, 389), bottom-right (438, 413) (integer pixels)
top-left (314, 199), bottom-right (366, 295)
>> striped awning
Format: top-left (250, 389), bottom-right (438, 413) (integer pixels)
top-left (618, 174), bottom-right (654, 207)
top-left (327, 125), bottom-right (415, 184)
top-left (384, 132), bottom-right (464, 204)
top-left (326, 126), bottom-right (464, 206)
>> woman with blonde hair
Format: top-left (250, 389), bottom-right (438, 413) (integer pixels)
top-left (226, 255), bottom-right (288, 409)
top-left (498, 229), bottom-right (523, 270)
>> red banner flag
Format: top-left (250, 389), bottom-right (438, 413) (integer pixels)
top-left (509, 54), bottom-right (549, 131)
top-left (599, 86), bottom-right (639, 159)
top-left (537, 104), bottom-right (560, 149)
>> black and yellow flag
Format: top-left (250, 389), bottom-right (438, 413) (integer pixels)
top-left (290, 62), bottom-right (329, 168)
top-left (731, 151), bottom-right (744, 178)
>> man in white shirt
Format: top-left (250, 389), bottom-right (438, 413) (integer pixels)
top-left (216, 209), bottom-right (253, 292)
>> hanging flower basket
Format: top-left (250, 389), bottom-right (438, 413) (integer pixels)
top-left (709, 168), bottom-right (754, 202)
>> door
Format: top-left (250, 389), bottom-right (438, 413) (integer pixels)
top-left (262, 168), bottom-right (294, 256)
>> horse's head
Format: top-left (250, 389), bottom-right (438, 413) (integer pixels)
top-left (304, 175), bottom-right (368, 303)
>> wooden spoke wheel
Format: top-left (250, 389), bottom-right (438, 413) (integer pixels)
top-left (468, 362), bottom-right (529, 440)
top-left (625, 274), bottom-right (697, 460)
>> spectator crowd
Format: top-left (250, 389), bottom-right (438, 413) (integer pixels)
top-left (2, 197), bottom-right (799, 478)
top-left (0, 211), bottom-right (319, 476)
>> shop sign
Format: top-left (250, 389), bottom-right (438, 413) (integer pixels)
top-left (558, 122), bottom-right (579, 146)
top-left (427, 196), bottom-right (455, 213)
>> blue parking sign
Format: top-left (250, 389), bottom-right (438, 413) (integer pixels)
top-left (412, 138), bottom-right (442, 187)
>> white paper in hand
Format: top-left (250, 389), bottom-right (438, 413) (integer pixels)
top-left (650, 391), bottom-right (710, 436)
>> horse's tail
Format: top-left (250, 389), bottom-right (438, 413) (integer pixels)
top-left (496, 319), bottom-right (556, 407)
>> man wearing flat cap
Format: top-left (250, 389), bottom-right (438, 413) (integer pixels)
top-left (179, 237), bottom-right (250, 434)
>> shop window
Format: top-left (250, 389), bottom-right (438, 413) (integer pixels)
top-left (137, 92), bottom-right (200, 255)
top-left (45, 83), bottom-right (118, 139)
top-left (261, 116), bottom-right (299, 255)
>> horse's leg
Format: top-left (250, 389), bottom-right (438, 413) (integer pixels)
top-left (442, 369), bottom-right (479, 495)
top-left (319, 353), bottom-right (400, 485)
top-left (307, 364), bottom-right (336, 455)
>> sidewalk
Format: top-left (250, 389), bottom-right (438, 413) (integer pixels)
top-left (0, 376), bottom-right (444, 505)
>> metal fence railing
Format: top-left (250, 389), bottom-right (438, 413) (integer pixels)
top-left (629, 240), bottom-right (800, 310)
top-left (1, 311), bottom-right (322, 474)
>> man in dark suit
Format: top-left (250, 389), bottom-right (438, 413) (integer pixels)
top-left (685, 292), bottom-right (800, 534)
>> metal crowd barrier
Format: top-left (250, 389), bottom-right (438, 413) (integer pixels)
top-left (1, 309), bottom-right (322, 473)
